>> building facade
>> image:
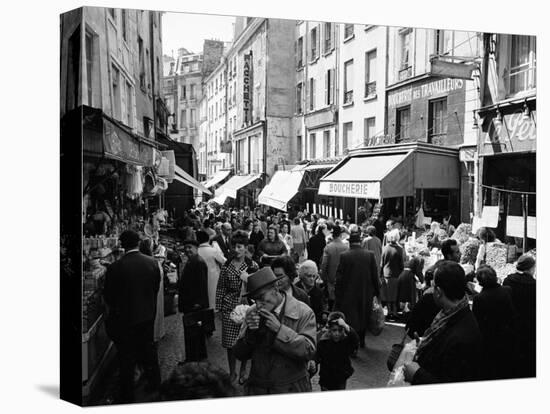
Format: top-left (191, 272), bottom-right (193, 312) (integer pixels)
top-left (476, 33), bottom-right (536, 247)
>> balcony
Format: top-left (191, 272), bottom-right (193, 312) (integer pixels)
top-left (343, 90), bottom-right (354, 105)
top-left (398, 66), bottom-right (412, 81)
top-left (364, 81), bottom-right (377, 99)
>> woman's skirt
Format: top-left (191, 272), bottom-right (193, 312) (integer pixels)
top-left (221, 311), bottom-right (242, 349)
top-left (381, 276), bottom-right (399, 303)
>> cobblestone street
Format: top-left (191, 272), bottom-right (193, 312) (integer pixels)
top-left (94, 312), bottom-right (405, 404)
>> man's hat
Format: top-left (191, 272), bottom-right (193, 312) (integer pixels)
top-left (243, 267), bottom-right (285, 298)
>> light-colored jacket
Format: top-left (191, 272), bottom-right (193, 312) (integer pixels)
top-left (320, 238), bottom-right (349, 286)
top-left (198, 243), bottom-right (226, 309)
top-left (233, 294), bottom-right (316, 393)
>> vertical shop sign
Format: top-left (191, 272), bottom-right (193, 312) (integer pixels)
top-left (243, 52), bottom-right (253, 125)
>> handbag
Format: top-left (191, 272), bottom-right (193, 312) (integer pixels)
top-left (386, 329), bottom-right (409, 372)
top-left (183, 308), bottom-right (215, 334)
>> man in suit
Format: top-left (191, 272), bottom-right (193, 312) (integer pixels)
top-left (334, 232), bottom-right (380, 348)
top-left (179, 239), bottom-right (210, 362)
top-left (320, 225), bottom-right (349, 310)
top-left (212, 222), bottom-right (233, 258)
top-left (104, 230), bottom-right (161, 403)
top-left (404, 261), bottom-right (482, 384)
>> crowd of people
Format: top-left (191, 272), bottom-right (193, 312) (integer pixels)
top-left (102, 204), bottom-right (536, 403)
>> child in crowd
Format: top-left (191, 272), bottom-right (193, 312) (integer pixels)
top-left (315, 312), bottom-right (359, 391)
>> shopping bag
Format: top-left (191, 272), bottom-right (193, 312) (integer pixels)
top-left (183, 308), bottom-right (215, 334)
top-left (368, 297), bottom-right (385, 336)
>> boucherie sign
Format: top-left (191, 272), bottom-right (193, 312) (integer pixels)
top-left (319, 181), bottom-right (380, 199)
top-left (388, 78), bottom-right (465, 108)
top-left (482, 109), bottom-right (536, 155)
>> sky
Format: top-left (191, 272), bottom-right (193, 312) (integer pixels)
top-left (161, 11), bottom-right (236, 57)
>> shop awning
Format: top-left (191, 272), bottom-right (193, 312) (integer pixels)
top-left (215, 174), bottom-right (261, 199)
top-left (319, 143), bottom-right (459, 200)
top-left (204, 170), bottom-right (232, 188)
top-left (209, 193), bottom-right (229, 205)
top-left (174, 165), bottom-right (212, 195)
top-left (258, 170), bottom-right (305, 211)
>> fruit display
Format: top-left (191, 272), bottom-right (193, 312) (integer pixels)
top-left (485, 242), bottom-right (508, 270)
top-left (451, 223), bottom-right (474, 245)
top-left (460, 237), bottom-right (481, 265)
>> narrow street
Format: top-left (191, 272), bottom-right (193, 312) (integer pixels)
top-left (94, 314), bottom-right (406, 404)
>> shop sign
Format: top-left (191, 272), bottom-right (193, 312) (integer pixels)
top-left (243, 53), bottom-right (252, 125)
top-left (103, 120), bottom-right (141, 164)
top-left (364, 135), bottom-right (394, 147)
top-left (483, 109), bottom-right (536, 154)
top-left (388, 78), bottom-right (465, 108)
top-left (319, 181), bottom-right (380, 199)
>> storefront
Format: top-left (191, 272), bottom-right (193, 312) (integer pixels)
top-left (478, 99), bottom-right (536, 250)
top-left (318, 142), bottom-right (460, 226)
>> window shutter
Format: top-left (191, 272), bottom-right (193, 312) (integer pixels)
top-left (332, 23), bottom-right (336, 50)
top-left (330, 69), bottom-right (335, 104)
top-left (325, 71), bottom-right (328, 106)
top-left (312, 78), bottom-right (315, 110)
top-left (306, 79), bottom-right (309, 112)
top-left (294, 40), bottom-right (298, 67)
top-left (317, 24), bottom-right (321, 59)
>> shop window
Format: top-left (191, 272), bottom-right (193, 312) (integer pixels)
top-left (343, 122), bottom-right (352, 151)
top-left (323, 130), bottom-right (331, 158)
top-left (428, 98), bottom-right (447, 145)
top-left (309, 133), bottom-right (316, 159)
top-left (365, 49), bottom-right (377, 99)
top-left (509, 35), bottom-right (536, 95)
top-left (396, 106), bottom-right (410, 142)
top-left (344, 24), bottom-right (354, 40)
top-left (344, 59), bottom-right (354, 105)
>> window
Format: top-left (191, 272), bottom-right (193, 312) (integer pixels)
top-left (66, 26), bottom-right (80, 111)
top-left (325, 69), bottom-right (335, 105)
top-left (215, 102), bottom-right (218, 119)
top-left (121, 9), bottom-right (128, 42)
top-left (125, 81), bottom-right (133, 127)
top-left (180, 85), bottom-right (186, 101)
top-left (190, 84), bottom-right (195, 99)
top-left (343, 122), bottom-right (352, 151)
top-left (324, 22), bottom-right (334, 53)
top-left (108, 8), bottom-right (115, 19)
top-left (297, 135), bottom-right (303, 161)
top-left (138, 36), bottom-right (146, 89)
top-left (309, 78), bottom-right (315, 111)
top-left (344, 59), bottom-right (354, 104)
top-left (180, 109), bottom-right (186, 129)
top-left (85, 31), bottom-right (95, 107)
top-left (365, 50), bottom-right (377, 98)
top-left (215, 78), bottom-right (218, 92)
top-left (509, 35), bottom-right (536, 95)
top-left (396, 106), bottom-right (411, 142)
top-left (428, 98), bottom-right (447, 144)
top-left (192, 62), bottom-right (199, 72)
top-left (296, 36), bottom-right (304, 68)
top-left (190, 109), bottom-right (196, 127)
top-left (323, 130), bottom-right (331, 158)
top-left (233, 81), bottom-right (236, 104)
top-left (111, 65), bottom-right (121, 119)
top-left (296, 83), bottom-right (303, 114)
top-left (364, 117), bottom-right (376, 143)
top-left (399, 28), bottom-right (412, 80)
top-left (344, 24), bottom-right (354, 40)
top-left (334, 129), bottom-right (340, 156)
top-left (309, 133), bottom-right (316, 159)
top-left (435, 29), bottom-right (453, 55)
top-left (310, 26), bottom-right (319, 61)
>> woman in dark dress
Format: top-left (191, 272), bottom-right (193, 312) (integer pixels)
top-left (397, 256), bottom-right (424, 315)
top-left (473, 265), bottom-right (519, 380)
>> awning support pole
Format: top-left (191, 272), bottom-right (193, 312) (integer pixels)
top-left (522, 194), bottom-right (528, 252)
top-left (403, 196), bottom-right (406, 222)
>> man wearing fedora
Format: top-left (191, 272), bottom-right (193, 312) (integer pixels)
top-left (233, 267), bottom-right (317, 395)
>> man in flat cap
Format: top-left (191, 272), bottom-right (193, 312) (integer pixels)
top-left (178, 239), bottom-right (209, 362)
top-left (233, 267), bottom-right (317, 395)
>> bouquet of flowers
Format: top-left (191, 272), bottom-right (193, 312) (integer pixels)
top-left (230, 304), bottom-right (250, 325)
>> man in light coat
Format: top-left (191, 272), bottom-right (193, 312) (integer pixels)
top-left (196, 230), bottom-right (226, 312)
top-left (233, 267), bottom-right (317, 395)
